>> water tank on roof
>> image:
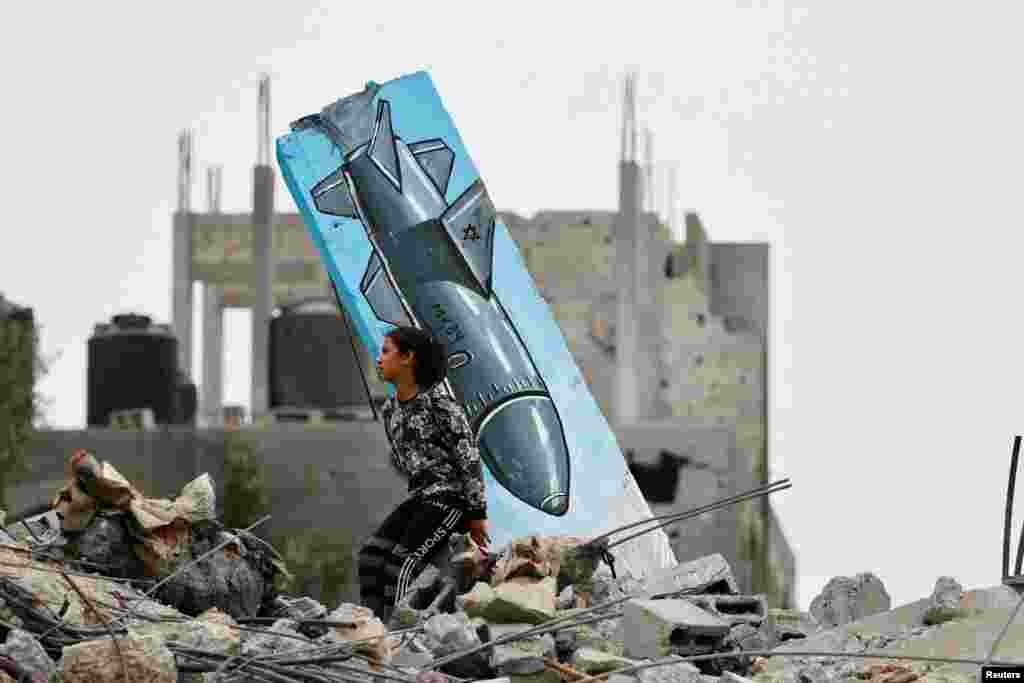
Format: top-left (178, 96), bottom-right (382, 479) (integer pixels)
top-left (174, 370), bottom-right (198, 426)
top-left (87, 314), bottom-right (179, 427)
top-left (268, 298), bottom-right (379, 412)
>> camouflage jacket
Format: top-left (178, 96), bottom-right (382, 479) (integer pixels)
top-left (381, 383), bottom-right (487, 520)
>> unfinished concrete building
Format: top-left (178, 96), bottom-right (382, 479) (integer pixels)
top-left (496, 74), bottom-right (791, 607)
top-left (16, 74), bottom-right (794, 608)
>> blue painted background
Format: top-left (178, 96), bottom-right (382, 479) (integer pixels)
top-left (277, 70), bottom-right (632, 547)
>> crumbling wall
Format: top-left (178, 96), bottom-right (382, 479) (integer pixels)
top-left (0, 313), bottom-right (39, 510)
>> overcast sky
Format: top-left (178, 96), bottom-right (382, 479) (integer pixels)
top-left (3, 1), bottom-right (1023, 612)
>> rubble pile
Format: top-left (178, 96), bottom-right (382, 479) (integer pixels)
top-left (0, 454), bottom-right (1022, 681)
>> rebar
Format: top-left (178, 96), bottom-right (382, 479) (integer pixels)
top-left (573, 649), bottom-right (1024, 683)
top-left (584, 479), bottom-right (790, 550)
top-left (1007, 436), bottom-right (1023, 580)
top-left (112, 514), bottom-right (270, 628)
top-left (428, 595), bottom-right (631, 669)
top-left (604, 480), bottom-right (791, 552)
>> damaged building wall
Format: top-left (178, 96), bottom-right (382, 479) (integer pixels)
top-left (613, 421), bottom-right (757, 595)
top-left (499, 209), bottom-right (786, 606)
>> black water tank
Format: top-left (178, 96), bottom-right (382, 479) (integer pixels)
top-left (87, 314), bottom-right (179, 426)
top-left (174, 370), bottom-right (198, 426)
top-left (268, 298), bottom-right (374, 410)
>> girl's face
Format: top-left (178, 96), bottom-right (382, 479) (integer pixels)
top-left (377, 335), bottom-right (413, 384)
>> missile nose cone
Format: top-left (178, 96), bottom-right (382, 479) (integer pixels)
top-left (540, 492), bottom-right (570, 516)
top-left (477, 396), bottom-right (570, 517)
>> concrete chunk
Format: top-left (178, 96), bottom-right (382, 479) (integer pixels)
top-left (766, 608), bottom-right (818, 643)
top-left (0, 629), bottom-right (56, 681)
top-left (646, 554), bottom-right (739, 598)
top-left (718, 673), bottom-right (755, 683)
top-left (570, 647), bottom-right (639, 674)
top-left (488, 623), bottom-right (538, 640)
top-left (929, 577), bottom-right (962, 609)
top-left (617, 599), bottom-right (730, 659)
top-left (457, 581), bottom-right (496, 618)
top-left (635, 655), bottom-right (702, 683)
top-left (507, 671), bottom-right (561, 683)
top-left (491, 634), bottom-right (555, 675)
top-left (392, 650), bottom-right (435, 669)
top-left (60, 633), bottom-right (177, 682)
top-left (725, 623), bottom-right (770, 652)
top-left (809, 573), bottom-right (890, 628)
top-left (486, 577), bottom-right (557, 624)
top-left (675, 594), bottom-right (767, 626)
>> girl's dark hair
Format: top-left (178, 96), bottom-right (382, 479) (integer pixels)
top-left (386, 326), bottom-right (448, 388)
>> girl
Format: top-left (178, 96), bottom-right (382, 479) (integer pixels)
top-left (358, 325), bottom-right (489, 622)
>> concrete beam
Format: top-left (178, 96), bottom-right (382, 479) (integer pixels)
top-left (172, 212), bottom-right (193, 377)
top-left (251, 165), bottom-right (275, 419)
top-left (202, 283), bottom-right (223, 426)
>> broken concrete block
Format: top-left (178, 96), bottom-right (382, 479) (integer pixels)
top-left (242, 618), bottom-right (308, 657)
top-left (773, 626), bottom-right (856, 655)
top-left (489, 623), bottom-right (538, 640)
top-left (486, 577), bottom-right (557, 624)
top-left (275, 595), bottom-right (327, 620)
top-left (0, 628), bottom-right (56, 681)
top-left (765, 608), bottom-right (818, 643)
top-left (558, 585), bottom-right (575, 610)
top-left (328, 603), bottom-right (393, 663)
top-left (617, 599), bottom-right (731, 659)
top-left (724, 623), bottom-right (769, 652)
top-left (491, 634), bottom-right (555, 675)
top-left (135, 606), bottom-right (241, 656)
top-left (676, 594), bottom-right (767, 627)
top-left (718, 673), bottom-right (755, 683)
top-left (424, 611), bottom-right (478, 651)
top-left (609, 675), bottom-right (640, 683)
top-left (457, 580), bottom-right (497, 618)
top-left (796, 664), bottom-right (830, 683)
top-left (60, 633), bottom-right (177, 682)
top-left (570, 647), bottom-right (639, 674)
top-left (635, 655), bottom-right (702, 683)
top-left (574, 622), bottom-right (626, 657)
top-left (423, 611), bottom-right (493, 679)
top-left (809, 573), bottom-right (890, 629)
top-left (929, 577), bottom-right (962, 609)
top-left (505, 671), bottom-right (561, 683)
top-left (645, 554), bottom-right (739, 598)
top-left (958, 584), bottom-right (1021, 611)
top-left (392, 650), bottom-right (435, 669)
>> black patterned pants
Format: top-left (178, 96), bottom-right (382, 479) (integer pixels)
top-left (358, 496), bottom-right (464, 621)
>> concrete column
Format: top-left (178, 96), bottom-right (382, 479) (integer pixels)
top-left (172, 212), bottom-right (193, 377)
top-left (615, 160), bottom-right (641, 425)
top-left (202, 283), bottom-right (223, 426)
top-left (251, 165), bottom-right (275, 418)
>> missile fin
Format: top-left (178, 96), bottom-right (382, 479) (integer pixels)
top-left (360, 249), bottom-right (412, 326)
top-left (311, 167), bottom-right (356, 217)
top-left (441, 179), bottom-right (497, 296)
top-left (368, 100), bottom-right (402, 190)
top-left (409, 139), bottom-right (455, 196)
